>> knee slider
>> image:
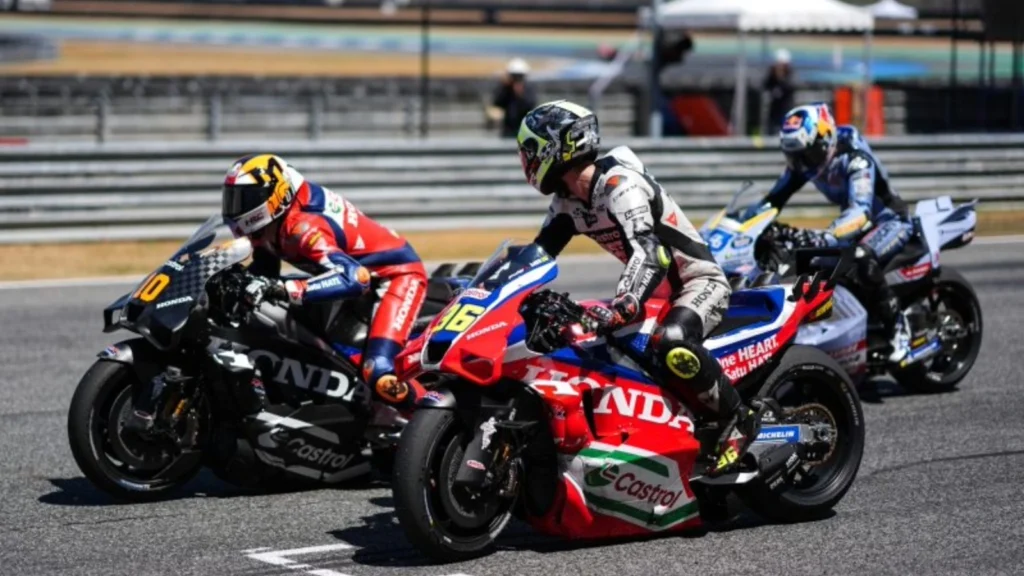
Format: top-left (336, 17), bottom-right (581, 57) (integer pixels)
top-left (362, 354), bottom-right (395, 385)
top-left (364, 354), bottom-right (411, 405)
top-left (654, 326), bottom-right (703, 381)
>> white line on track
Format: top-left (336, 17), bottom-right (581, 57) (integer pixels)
top-left (242, 542), bottom-right (474, 576)
top-left (244, 544), bottom-right (353, 575)
top-left (1, 234), bottom-right (1022, 291)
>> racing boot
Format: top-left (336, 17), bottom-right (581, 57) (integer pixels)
top-left (690, 373), bottom-right (766, 476)
top-left (887, 309), bottom-right (912, 363)
top-left (703, 397), bottom-right (766, 476)
top-left (877, 288), bottom-right (911, 363)
top-left (370, 373), bottom-right (424, 419)
top-left (857, 247), bottom-right (910, 363)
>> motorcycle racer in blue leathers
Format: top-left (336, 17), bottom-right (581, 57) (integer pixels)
top-left (763, 103), bottom-right (912, 362)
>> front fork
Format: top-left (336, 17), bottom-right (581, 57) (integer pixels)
top-left (451, 396), bottom-right (534, 492)
top-left (125, 366), bottom-right (195, 437)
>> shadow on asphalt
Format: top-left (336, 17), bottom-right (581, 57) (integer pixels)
top-left (37, 469), bottom-right (244, 506)
top-left (38, 467), bottom-right (394, 507)
top-left (864, 448), bottom-right (1024, 479)
top-left (328, 497), bottom-right (833, 568)
top-left (857, 377), bottom-right (915, 404)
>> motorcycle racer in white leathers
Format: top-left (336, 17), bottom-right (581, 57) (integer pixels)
top-left (518, 100), bottom-right (764, 475)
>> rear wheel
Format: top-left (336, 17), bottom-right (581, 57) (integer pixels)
top-left (392, 408), bottom-right (516, 563)
top-left (67, 361), bottom-right (205, 502)
top-left (895, 268), bottom-right (982, 393)
top-left (739, 346), bottom-right (865, 522)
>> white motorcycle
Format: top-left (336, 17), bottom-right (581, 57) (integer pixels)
top-left (699, 184), bottom-right (983, 393)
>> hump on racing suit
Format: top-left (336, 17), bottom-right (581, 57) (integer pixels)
top-left (534, 145), bottom-right (730, 334)
top-left (767, 125), bottom-right (908, 243)
top-left (250, 180), bottom-right (427, 403)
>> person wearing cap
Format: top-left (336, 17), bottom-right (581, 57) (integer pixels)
top-left (488, 58), bottom-right (537, 138)
top-left (763, 48), bottom-right (796, 134)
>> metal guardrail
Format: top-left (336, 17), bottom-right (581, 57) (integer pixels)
top-left (0, 77), bottom-right (640, 143)
top-left (1, 133), bottom-right (1022, 244)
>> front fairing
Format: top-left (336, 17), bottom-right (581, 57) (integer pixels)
top-left (700, 187), bottom-right (779, 278)
top-left (407, 242), bottom-right (558, 385)
top-left (109, 215), bottom-right (252, 350)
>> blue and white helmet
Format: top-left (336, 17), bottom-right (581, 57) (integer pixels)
top-left (779, 103), bottom-right (837, 177)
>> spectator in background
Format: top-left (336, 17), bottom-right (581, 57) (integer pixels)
top-left (763, 48), bottom-right (795, 134)
top-left (653, 30), bottom-right (694, 136)
top-left (488, 58), bottom-right (537, 138)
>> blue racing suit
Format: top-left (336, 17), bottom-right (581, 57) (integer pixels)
top-left (766, 125), bottom-right (912, 264)
top-left (766, 126), bottom-right (912, 331)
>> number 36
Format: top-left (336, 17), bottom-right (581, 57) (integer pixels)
top-left (432, 303), bottom-right (484, 333)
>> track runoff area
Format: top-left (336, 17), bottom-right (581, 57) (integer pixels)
top-left (2, 238), bottom-right (1023, 576)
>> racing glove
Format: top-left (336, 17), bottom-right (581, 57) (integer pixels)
top-left (775, 226), bottom-right (834, 250)
top-left (582, 294), bottom-right (639, 335)
top-left (242, 276), bottom-right (290, 310)
top-left (795, 228), bottom-right (837, 248)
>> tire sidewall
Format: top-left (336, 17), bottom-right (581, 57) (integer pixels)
top-left (392, 408), bottom-right (503, 562)
top-left (749, 345), bottom-right (865, 519)
top-left (67, 360), bottom-right (202, 501)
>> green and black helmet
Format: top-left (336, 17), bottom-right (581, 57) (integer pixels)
top-left (517, 100), bottom-right (600, 196)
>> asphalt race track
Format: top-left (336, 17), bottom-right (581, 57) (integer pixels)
top-left (3, 240), bottom-right (1024, 576)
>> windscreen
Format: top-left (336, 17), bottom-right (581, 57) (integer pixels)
top-left (170, 214), bottom-right (230, 261)
top-left (725, 184), bottom-right (770, 218)
top-left (120, 216), bottom-right (251, 350)
top-left (469, 241), bottom-right (553, 291)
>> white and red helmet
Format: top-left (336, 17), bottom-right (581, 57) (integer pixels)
top-left (221, 154), bottom-right (305, 237)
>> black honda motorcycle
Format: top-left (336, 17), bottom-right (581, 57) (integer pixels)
top-left (67, 215), bottom-right (474, 501)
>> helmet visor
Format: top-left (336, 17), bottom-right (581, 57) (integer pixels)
top-left (518, 138), bottom-right (549, 193)
top-left (222, 184), bottom-right (271, 219)
top-left (222, 185), bottom-right (274, 237)
top-left (785, 140), bottom-right (829, 174)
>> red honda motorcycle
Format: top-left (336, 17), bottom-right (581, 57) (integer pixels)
top-left (391, 241), bottom-right (865, 562)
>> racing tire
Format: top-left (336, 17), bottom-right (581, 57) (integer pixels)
top-left (68, 360), bottom-right (204, 502)
top-left (894, 268), bottom-right (983, 394)
top-left (739, 346), bottom-right (865, 522)
top-left (392, 408), bottom-right (514, 563)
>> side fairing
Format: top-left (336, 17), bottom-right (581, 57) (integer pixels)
top-left (794, 285), bottom-right (868, 376)
top-left (705, 286), bottom-right (792, 382)
top-left (702, 210), bottom-right (778, 276)
top-left (512, 355), bottom-right (702, 539)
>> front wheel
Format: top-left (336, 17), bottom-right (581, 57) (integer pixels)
top-left (67, 361), bottom-right (205, 502)
top-left (392, 408), bottom-right (516, 563)
top-left (739, 346), bottom-right (865, 522)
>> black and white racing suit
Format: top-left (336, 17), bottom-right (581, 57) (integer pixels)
top-left (533, 146), bottom-right (740, 419)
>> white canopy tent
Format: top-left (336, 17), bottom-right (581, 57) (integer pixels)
top-left (652, 0), bottom-right (875, 135)
top-left (868, 0), bottom-right (918, 21)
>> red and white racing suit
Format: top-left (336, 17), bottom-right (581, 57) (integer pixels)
top-left (249, 181), bottom-right (427, 406)
top-left (534, 146), bottom-right (738, 419)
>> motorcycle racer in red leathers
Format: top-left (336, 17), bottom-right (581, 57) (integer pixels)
top-left (220, 154), bottom-right (427, 409)
top-left (517, 101), bottom-right (765, 475)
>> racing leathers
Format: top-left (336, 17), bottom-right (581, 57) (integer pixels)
top-left (247, 181), bottom-right (427, 407)
top-left (533, 146), bottom-right (755, 468)
top-left (766, 125), bottom-right (913, 355)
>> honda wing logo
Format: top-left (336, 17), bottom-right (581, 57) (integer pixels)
top-left (209, 337), bottom-right (370, 405)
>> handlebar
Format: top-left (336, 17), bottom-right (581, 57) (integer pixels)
top-left (206, 266), bottom-right (258, 324)
top-left (520, 290), bottom-right (656, 376)
top-left (520, 290), bottom-right (590, 353)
